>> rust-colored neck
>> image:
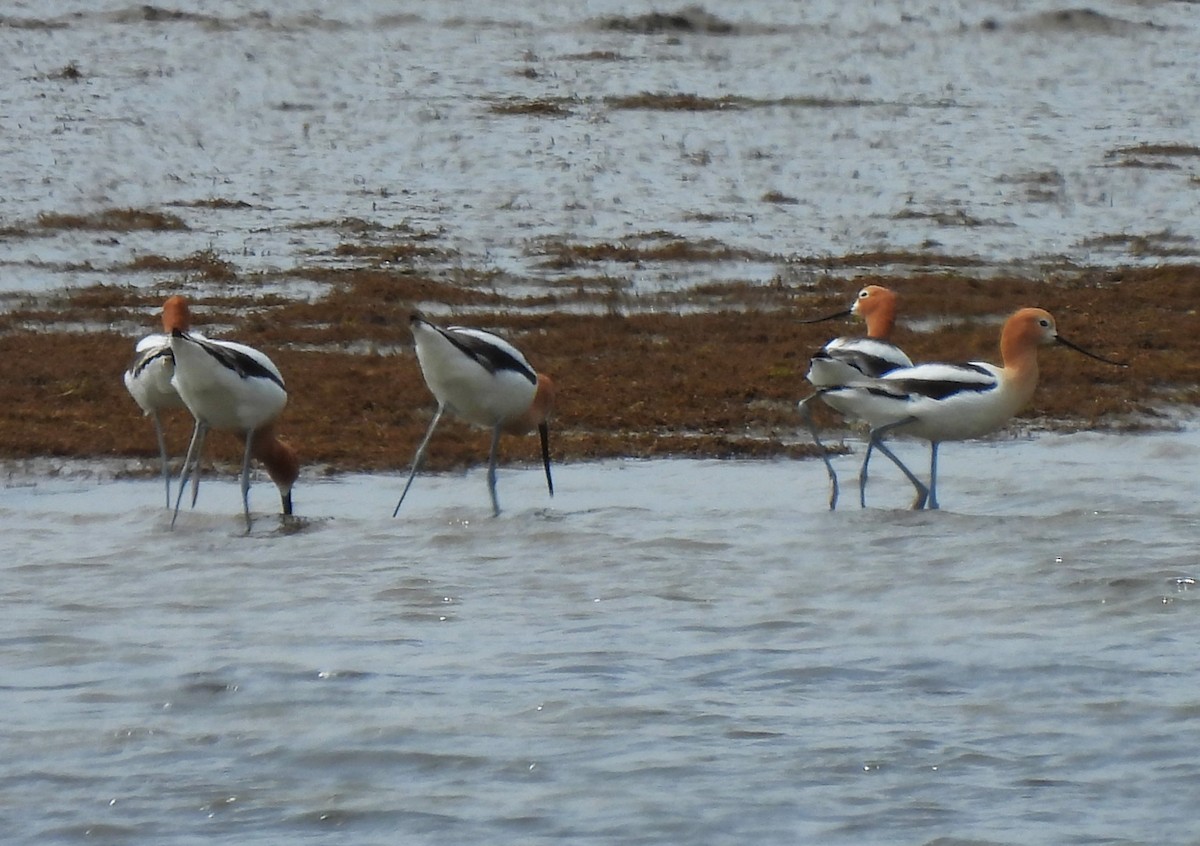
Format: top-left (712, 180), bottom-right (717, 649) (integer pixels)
top-left (998, 308), bottom-right (1051, 403)
top-left (245, 423), bottom-right (300, 494)
top-left (503, 373), bottom-right (556, 435)
top-left (161, 295), bottom-right (191, 333)
top-left (858, 286), bottom-right (897, 340)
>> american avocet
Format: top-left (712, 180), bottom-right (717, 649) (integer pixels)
top-left (124, 301), bottom-right (189, 507)
top-left (163, 296), bottom-right (299, 531)
top-left (819, 307), bottom-right (1124, 510)
top-left (797, 285), bottom-right (913, 509)
top-left (393, 313), bottom-right (555, 517)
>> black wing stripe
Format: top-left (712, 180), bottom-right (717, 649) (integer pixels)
top-left (440, 328), bottom-right (537, 385)
top-left (893, 379), bottom-right (993, 401)
top-left (130, 345), bottom-right (173, 377)
top-left (813, 347), bottom-right (906, 379)
top-left (887, 365), bottom-right (996, 401)
top-left (862, 384), bottom-right (910, 400)
top-left (176, 332), bottom-right (285, 389)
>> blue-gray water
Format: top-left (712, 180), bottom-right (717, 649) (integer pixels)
top-left (3, 427), bottom-right (1199, 844)
top-left (4, 2), bottom-right (1200, 843)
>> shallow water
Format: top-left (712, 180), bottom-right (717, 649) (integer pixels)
top-left (2, 427), bottom-right (1199, 844)
top-left (4, 2), bottom-right (1200, 843)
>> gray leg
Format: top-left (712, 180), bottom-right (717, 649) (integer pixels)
top-left (858, 440), bottom-right (876, 508)
top-left (393, 405), bottom-right (444, 517)
top-left (798, 396), bottom-right (839, 510)
top-left (927, 442), bottom-right (941, 510)
top-left (189, 426), bottom-right (207, 508)
top-left (860, 418), bottom-right (928, 510)
top-left (486, 424), bottom-right (502, 517)
top-left (151, 413), bottom-right (171, 508)
top-left (240, 429), bottom-right (255, 533)
top-left (871, 438), bottom-right (929, 510)
top-left (172, 420), bottom-right (206, 529)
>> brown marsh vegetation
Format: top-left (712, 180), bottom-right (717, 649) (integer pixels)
top-left (36, 208), bottom-right (189, 232)
top-left (1, 209), bottom-right (1198, 482)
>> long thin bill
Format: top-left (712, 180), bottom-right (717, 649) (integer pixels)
top-left (539, 422), bottom-right (554, 497)
top-left (799, 308), bottom-right (853, 325)
top-left (1057, 335), bottom-right (1127, 367)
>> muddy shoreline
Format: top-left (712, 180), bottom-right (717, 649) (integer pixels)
top-left (1, 233), bottom-right (1196, 483)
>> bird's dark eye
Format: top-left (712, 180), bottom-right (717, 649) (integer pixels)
top-left (1039, 319), bottom-right (1050, 328)
top-left (858, 289), bottom-right (869, 298)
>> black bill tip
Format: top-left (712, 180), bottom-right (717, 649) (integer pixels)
top-left (1057, 335), bottom-right (1128, 367)
top-left (539, 422), bottom-right (554, 497)
top-left (800, 308), bottom-right (854, 326)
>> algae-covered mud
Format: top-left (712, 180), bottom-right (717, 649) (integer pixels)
top-left (2, 1), bottom-right (1198, 479)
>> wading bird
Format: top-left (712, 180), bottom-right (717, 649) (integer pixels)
top-left (163, 296), bottom-right (299, 531)
top-left (797, 285), bottom-right (913, 508)
top-left (394, 313), bottom-right (555, 517)
top-left (818, 307), bottom-right (1124, 510)
top-left (124, 304), bottom-right (189, 507)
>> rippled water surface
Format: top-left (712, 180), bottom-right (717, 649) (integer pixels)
top-left (4, 1), bottom-right (1200, 843)
top-left (3, 428), bottom-right (1199, 844)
